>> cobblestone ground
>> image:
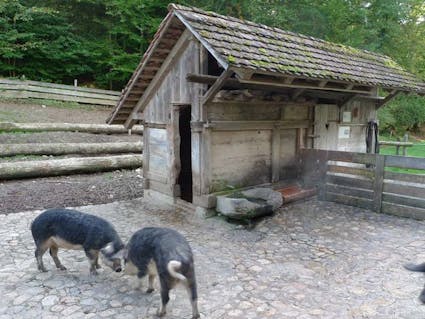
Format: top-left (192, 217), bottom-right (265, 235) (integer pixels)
top-left (1, 198), bottom-right (425, 319)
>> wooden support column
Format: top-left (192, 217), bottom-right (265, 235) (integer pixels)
top-left (271, 127), bottom-right (281, 183)
top-left (373, 155), bottom-right (385, 213)
top-left (376, 90), bottom-right (401, 109)
top-left (201, 69), bottom-right (233, 105)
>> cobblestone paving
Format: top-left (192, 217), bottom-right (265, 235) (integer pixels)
top-left (1, 198), bottom-right (425, 318)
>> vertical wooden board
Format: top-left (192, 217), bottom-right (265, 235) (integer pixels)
top-left (148, 128), bottom-right (169, 176)
top-left (271, 128), bottom-right (281, 183)
top-left (191, 131), bottom-right (202, 196)
top-left (279, 129), bottom-right (297, 171)
top-left (210, 130), bottom-right (272, 190)
top-left (314, 104), bottom-right (338, 150)
top-left (142, 43), bottom-right (195, 124)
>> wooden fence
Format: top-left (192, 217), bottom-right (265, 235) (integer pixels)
top-left (0, 78), bottom-right (120, 106)
top-left (300, 148), bottom-right (425, 220)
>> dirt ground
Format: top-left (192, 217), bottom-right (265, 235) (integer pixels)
top-left (0, 99), bottom-right (144, 214)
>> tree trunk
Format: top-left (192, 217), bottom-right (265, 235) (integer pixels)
top-left (0, 142), bottom-right (143, 157)
top-left (0, 122), bottom-right (143, 135)
top-left (0, 155), bottom-right (143, 180)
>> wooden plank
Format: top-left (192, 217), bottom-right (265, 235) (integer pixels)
top-left (325, 192), bottom-right (373, 210)
top-left (381, 202), bottom-right (425, 220)
top-left (326, 173), bottom-right (373, 189)
top-left (328, 165), bottom-right (374, 178)
top-left (125, 30), bottom-right (191, 128)
top-left (271, 128), bottom-right (281, 182)
top-left (326, 183), bottom-right (374, 199)
top-left (383, 180), bottom-right (425, 198)
top-left (205, 120), bottom-right (311, 131)
top-left (385, 155), bottom-right (425, 170)
top-left (325, 150), bottom-right (376, 165)
top-left (382, 193), bottom-right (425, 209)
top-left (384, 171), bottom-right (425, 184)
top-left (373, 155), bottom-right (385, 212)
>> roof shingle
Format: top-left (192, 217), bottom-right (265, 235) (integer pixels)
top-left (171, 3), bottom-right (425, 93)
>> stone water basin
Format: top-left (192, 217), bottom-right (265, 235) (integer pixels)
top-left (216, 187), bottom-right (283, 220)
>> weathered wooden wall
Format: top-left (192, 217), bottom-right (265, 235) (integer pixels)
top-left (207, 100), bottom-right (312, 192)
top-left (143, 41), bottom-right (199, 124)
top-left (143, 39), bottom-right (200, 196)
top-left (314, 100), bottom-right (376, 152)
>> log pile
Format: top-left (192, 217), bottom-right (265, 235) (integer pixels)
top-left (0, 122), bottom-right (144, 180)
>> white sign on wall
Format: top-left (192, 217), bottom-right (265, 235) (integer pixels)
top-left (338, 126), bottom-right (351, 139)
top-left (342, 111), bottom-right (352, 123)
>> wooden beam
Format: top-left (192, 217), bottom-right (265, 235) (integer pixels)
top-left (284, 77), bottom-right (295, 84)
top-left (202, 69), bottom-right (233, 105)
top-left (376, 90), bottom-right (401, 109)
top-left (187, 73), bottom-right (374, 95)
top-left (124, 30), bottom-right (192, 128)
top-left (318, 80), bottom-right (328, 88)
top-left (338, 94), bottom-right (358, 108)
top-left (292, 88), bottom-right (305, 100)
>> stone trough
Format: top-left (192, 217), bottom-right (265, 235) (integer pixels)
top-left (216, 188), bottom-right (283, 220)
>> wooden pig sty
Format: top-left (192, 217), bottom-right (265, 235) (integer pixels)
top-left (107, 4), bottom-right (425, 209)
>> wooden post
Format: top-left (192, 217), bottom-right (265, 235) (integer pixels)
top-left (373, 155), bottom-right (385, 213)
top-left (403, 133), bottom-right (408, 156)
top-left (271, 127), bottom-right (281, 183)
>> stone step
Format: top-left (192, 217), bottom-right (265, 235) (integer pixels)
top-left (277, 185), bottom-right (317, 203)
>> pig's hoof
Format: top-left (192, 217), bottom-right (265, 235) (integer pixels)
top-left (156, 309), bottom-right (166, 317)
top-left (59, 265), bottom-right (67, 271)
top-left (38, 266), bottom-right (48, 272)
top-left (90, 270), bottom-right (98, 276)
top-left (146, 288), bottom-right (154, 294)
top-left (95, 264), bottom-right (101, 269)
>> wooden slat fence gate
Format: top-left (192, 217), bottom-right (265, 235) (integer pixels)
top-left (300, 149), bottom-right (425, 220)
top-left (0, 78), bottom-right (120, 106)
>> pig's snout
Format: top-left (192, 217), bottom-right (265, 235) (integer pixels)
top-left (115, 267), bottom-right (122, 273)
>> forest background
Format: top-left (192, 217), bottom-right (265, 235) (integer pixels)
top-left (0, 0), bottom-right (424, 134)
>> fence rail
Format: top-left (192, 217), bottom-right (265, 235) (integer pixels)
top-left (0, 78), bottom-right (120, 106)
top-left (300, 148), bottom-right (425, 220)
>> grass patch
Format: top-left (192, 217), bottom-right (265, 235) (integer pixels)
top-left (378, 136), bottom-right (425, 174)
top-left (0, 109), bottom-right (18, 122)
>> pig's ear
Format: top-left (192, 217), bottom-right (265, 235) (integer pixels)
top-left (100, 242), bottom-right (114, 256)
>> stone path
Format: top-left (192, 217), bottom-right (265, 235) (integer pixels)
top-left (1, 198), bottom-right (425, 318)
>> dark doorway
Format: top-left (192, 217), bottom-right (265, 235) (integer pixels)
top-left (177, 106), bottom-right (192, 202)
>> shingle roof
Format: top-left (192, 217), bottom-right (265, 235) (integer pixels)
top-left (171, 3), bottom-right (425, 93)
top-left (107, 3), bottom-right (425, 126)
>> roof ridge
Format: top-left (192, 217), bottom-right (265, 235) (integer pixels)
top-left (168, 3), bottom-right (391, 62)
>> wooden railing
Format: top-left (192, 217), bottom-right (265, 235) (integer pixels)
top-left (0, 78), bottom-right (120, 106)
top-left (300, 148), bottom-right (425, 220)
